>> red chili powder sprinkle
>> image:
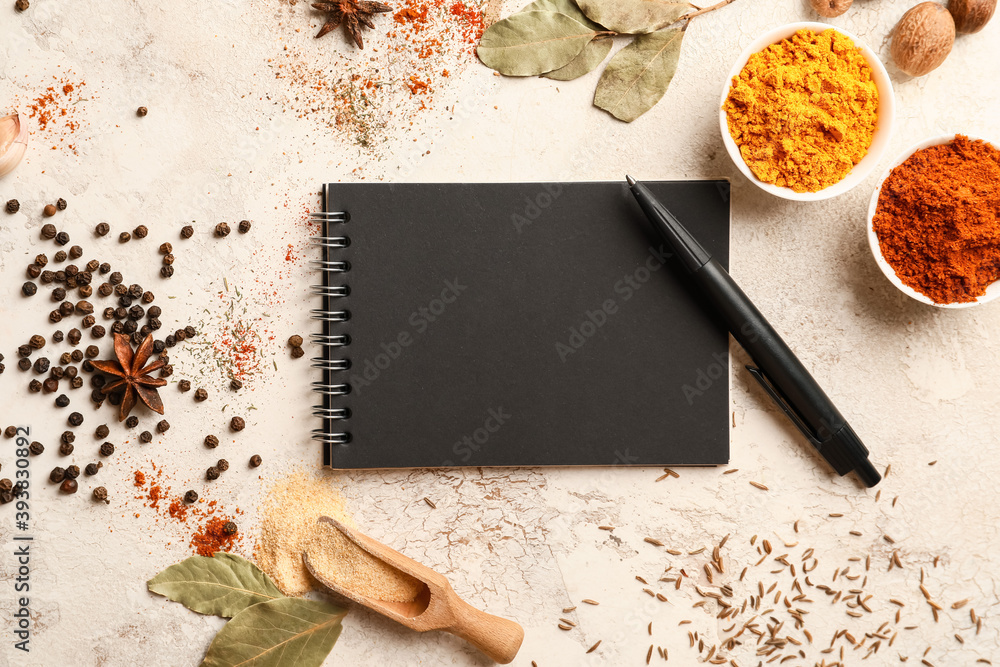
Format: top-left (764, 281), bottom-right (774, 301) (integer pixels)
top-left (191, 516), bottom-right (239, 557)
top-left (133, 471), bottom-right (146, 487)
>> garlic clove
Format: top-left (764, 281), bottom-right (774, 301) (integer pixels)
top-left (0, 113), bottom-right (28, 178)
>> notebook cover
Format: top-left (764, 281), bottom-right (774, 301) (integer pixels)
top-left (321, 181), bottom-right (730, 468)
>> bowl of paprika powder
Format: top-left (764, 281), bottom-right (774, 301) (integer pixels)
top-left (868, 134), bottom-right (1000, 308)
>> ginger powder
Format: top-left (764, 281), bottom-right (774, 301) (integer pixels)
top-left (723, 28), bottom-right (879, 193)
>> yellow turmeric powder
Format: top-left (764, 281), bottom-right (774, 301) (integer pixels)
top-left (723, 29), bottom-right (879, 193)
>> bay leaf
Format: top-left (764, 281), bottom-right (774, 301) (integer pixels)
top-left (148, 552), bottom-right (283, 618)
top-left (200, 597), bottom-right (347, 667)
top-left (477, 11), bottom-right (600, 76)
top-left (577, 0), bottom-right (690, 34)
top-left (521, 0), bottom-right (603, 30)
top-left (543, 36), bottom-right (613, 80)
top-left (594, 29), bottom-right (685, 122)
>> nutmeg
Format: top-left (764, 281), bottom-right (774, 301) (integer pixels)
top-left (948, 0), bottom-right (996, 32)
top-left (891, 2), bottom-right (956, 77)
top-left (810, 0), bottom-right (852, 17)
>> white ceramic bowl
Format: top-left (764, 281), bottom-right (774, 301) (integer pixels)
top-left (867, 134), bottom-right (1000, 309)
top-left (719, 22), bottom-right (895, 201)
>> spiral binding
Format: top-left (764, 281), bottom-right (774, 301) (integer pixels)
top-left (309, 208), bottom-right (352, 460)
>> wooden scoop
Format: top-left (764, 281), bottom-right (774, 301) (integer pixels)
top-left (303, 516), bottom-right (524, 664)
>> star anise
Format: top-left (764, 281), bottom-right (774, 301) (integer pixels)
top-left (90, 333), bottom-right (167, 422)
top-left (312, 0), bottom-right (392, 49)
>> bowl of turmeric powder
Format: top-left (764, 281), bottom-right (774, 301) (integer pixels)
top-left (867, 134), bottom-right (1000, 308)
top-left (720, 23), bottom-right (895, 201)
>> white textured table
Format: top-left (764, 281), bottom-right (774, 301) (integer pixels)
top-left (2, 1), bottom-right (1000, 665)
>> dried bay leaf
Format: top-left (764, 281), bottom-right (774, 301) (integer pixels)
top-left (577, 0), bottom-right (690, 34)
top-left (477, 11), bottom-right (600, 76)
top-left (543, 36), bottom-right (613, 80)
top-left (521, 0), bottom-right (604, 30)
top-left (594, 29), bottom-right (685, 122)
top-left (148, 552), bottom-right (283, 618)
top-left (200, 597), bottom-right (346, 667)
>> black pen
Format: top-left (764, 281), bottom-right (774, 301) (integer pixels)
top-left (626, 176), bottom-right (881, 488)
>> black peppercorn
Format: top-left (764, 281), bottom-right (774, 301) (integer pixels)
top-left (68, 329), bottom-right (82, 345)
top-left (70, 376), bottom-right (83, 389)
top-left (194, 387), bottom-right (207, 401)
top-left (5, 199), bottom-right (19, 213)
top-left (28, 379), bottom-right (41, 393)
top-left (249, 454), bottom-right (262, 467)
top-left (18, 358), bottom-right (32, 371)
top-left (21, 281), bottom-right (37, 296)
top-left (68, 412), bottom-right (83, 427)
top-left (34, 357), bottom-right (50, 373)
top-left (55, 394), bottom-right (70, 408)
top-left (76, 271), bottom-right (92, 286)
top-left (93, 486), bottom-right (109, 503)
top-left (50, 467), bottom-right (66, 483)
top-left (99, 442), bottom-right (115, 456)
top-left (51, 287), bottom-right (66, 301)
top-left (160, 265), bottom-right (174, 278)
top-left (82, 359), bottom-right (94, 372)
top-left (119, 295), bottom-right (132, 308)
top-left (156, 420), bottom-right (170, 433)
top-left (52, 330), bottom-right (64, 343)
top-left (175, 329), bottom-right (187, 342)
top-left (133, 225), bottom-right (148, 239)
top-left (184, 325), bottom-right (197, 338)
top-left (114, 306), bottom-right (127, 320)
top-left (60, 430), bottom-right (75, 445)
top-left (59, 302), bottom-right (74, 317)
top-left (119, 231), bottom-right (131, 243)
top-left (42, 378), bottom-right (58, 393)
top-left (91, 325), bottom-right (106, 339)
top-left (148, 318), bottom-right (161, 331)
top-left (69, 245), bottom-right (83, 259)
top-left (147, 305), bottom-right (162, 319)
top-left (60, 479), bottom-right (78, 494)
top-left (181, 225), bottom-right (194, 239)
top-left (76, 300), bottom-right (94, 315)
top-left (230, 378), bottom-right (242, 390)
top-left (206, 466), bottom-right (220, 480)
top-left (113, 285), bottom-right (127, 298)
top-left (40, 270), bottom-right (54, 283)
top-left (79, 286), bottom-right (93, 299)
top-left (26, 265), bottom-right (41, 279)
top-left (41, 223), bottom-right (57, 239)
top-left (35, 253), bottom-right (49, 267)
top-left (110, 321), bottom-right (124, 334)
top-left (142, 291), bottom-right (154, 303)
top-left (152, 339), bottom-right (165, 353)
top-left (29, 334), bottom-right (45, 349)
top-left (184, 490), bottom-right (199, 504)
top-left (65, 464), bottom-right (80, 479)
top-left (128, 284), bottom-right (142, 299)
top-left (230, 417), bottom-right (246, 432)
top-left (3, 426), bottom-right (14, 438)
top-left (215, 222), bottom-right (230, 237)
top-left (177, 379), bottom-right (191, 392)
top-left (290, 346), bottom-right (305, 359)
top-left (164, 334), bottom-right (176, 347)
top-left (159, 364), bottom-right (173, 377)
top-left (95, 424), bottom-right (109, 438)
top-left (95, 222), bottom-right (110, 236)
top-left (130, 331), bottom-right (143, 346)
top-left (51, 366), bottom-right (65, 379)
top-left (60, 352), bottom-right (72, 365)
top-left (137, 106), bottom-right (148, 117)
top-left (54, 252), bottom-right (67, 264)
top-left (122, 320), bottom-right (137, 335)
top-left (99, 262), bottom-right (111, 274)
top-left (139, 431), bottom-right (152, 443)
top-left (109, 271), bottom-right (123, 285)
top-left (86, 259), bottom-right (99, 272)
top-left (217, 458), bottom-right (230, 472)
top-left (162, 253), bottom-right (174, 266)
top-left (55, 231), bottom-right (70, 246)
top-left (238, 219), bottom-right (251, 234)
top-left (56, 198), bottom-right (67, 211)
top-left (29, 441), bottom-right (43, 455)
top-left (85, 345), bottom-right (99, 359)
top-left (223, 521), bottom-right (238, 535)
top-left (99, 283), bottom-right (113, 297)
top-left (204, 434), bottom-right (219, 448)
top-left (59, 441), bottom-right (73, 456)
top-left (85, 462), bottom-right (102, 476)
top-left (17, 345), bottom-right (32, 359)
top-left (129, 305), bottom-right (145, 319)
top-left (125, 415), bottom-right (139, 428)
top-left (91, 389), bottom-right (105, 404)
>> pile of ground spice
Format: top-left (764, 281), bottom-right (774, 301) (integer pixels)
top-left (255, 470), bottom-right (357, 596)
top-left (724, 29), bottom-right (878, 193)
top-left (873, 135), bottom-right (1000, 304)
top-left (24, 73), bottom-right (89, 153)
top-left (305, 520), bottom-right (424, 602)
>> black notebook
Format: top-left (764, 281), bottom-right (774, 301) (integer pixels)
top-left (312, 181), bottom-right (730, 469)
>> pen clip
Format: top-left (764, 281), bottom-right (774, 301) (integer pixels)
top-left (745, 365), bottom-right (823, 447)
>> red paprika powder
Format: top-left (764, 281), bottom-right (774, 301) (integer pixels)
top-left (873, 135), bottom-right (1000, 304)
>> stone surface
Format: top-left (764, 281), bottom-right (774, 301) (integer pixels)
top-left (1, 1), bottom-right (1000, 665)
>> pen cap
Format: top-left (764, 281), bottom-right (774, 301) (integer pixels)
top-left (825, 424), bottom-right (881, 488)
